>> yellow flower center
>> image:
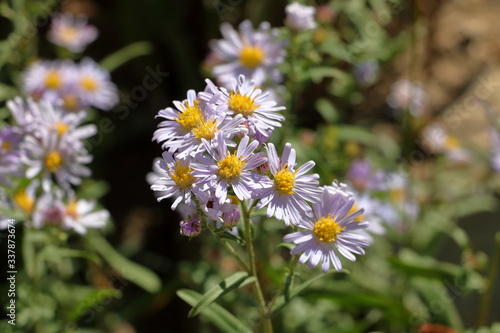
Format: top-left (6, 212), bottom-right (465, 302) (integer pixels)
top-left (61, 26), bottom-right (78, 42)
top-left (66, 200), bottom-right (78, 219)
top-left (80, 76), bottom-right (98, 92)
top-left (176, 101), bottom-right (204, 131)
top-left (274, 164), bottom-right (296, 195)
top-left (53, 122), bottom-right (70, 136)
top-left (227, 195), bottom-right (240, 205)
top-left (45, 71), bottom-right (62, 90)
top-left (347, 204), bottom-right (365, 222)
top-left (62, 94), bottom-right (79, 110)
top-left (45, 151), bottom-right (63, 172)
top-left (444, 135), bottom-right (460, 150)
top-left (218, 151), bottom-right (245, 180)
top-left (228, 91), bottom-right (258, 117)
top-left (193, 119), bottom-right (218, 141)
top-left (314, 214), bottom-right (346, 242)
top-left (170, 160), bottom-right (195, 190)
top-left (14, 191), bottom-right (34, 214)
top-left (1, 140), bottom-right (12, 151)
top-left (239, 45), bottom-right (265, 68)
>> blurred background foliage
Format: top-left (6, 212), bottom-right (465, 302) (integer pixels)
top-left (1, 0), bottom-right (500, 332)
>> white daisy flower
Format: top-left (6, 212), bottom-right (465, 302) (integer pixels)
top-left (63, 197), bottom-right (109, 234)
top-left (283, 184), bottom-right (370, 273)
top-left (48, 13), bottom-right (98, 53)
top-left (210, 20), bottom-right (286, 87)
top-left (191, 132), bottom-right (268, 204)
top-left (256, 142), bottom-right (322, 226)
top-left (150, 151), bottom-right (201, 210)
top-left (12, 180), bottom-right (39, 218)
top-left (219, 75), bottom-right (285, 136)
top-left (285, 2), bottom-right (317, 31)
top-left (74, 58), bottom-right (119, 110)
top-left (22, 127), bottom-right (92, 191)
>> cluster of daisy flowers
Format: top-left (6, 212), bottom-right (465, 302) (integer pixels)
top-left (150, 75), bottom-right (371, 273)
top-left (22, 57), bottom-right (119, 112)
top-left (0, 97), bottom-right (109, 233)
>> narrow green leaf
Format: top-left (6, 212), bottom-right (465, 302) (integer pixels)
top-left (188, 272), bottom-right (255, 317)
top-left (87, 233), bottom-right (161, 293)
top-left (217, 231), bottom-right (245, 246)
top-left (100, 41), bottom-right (153, 72)
top-left (177, 289), bottom-right (252, 333)
top-left (40, 247), bottom-right (102, 265)
top-left (69, 288), bottom-right (122, 321)
top-left (315, 98), bottom-right (339, 124)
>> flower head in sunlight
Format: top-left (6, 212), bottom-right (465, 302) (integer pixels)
top-left (219, 75), bottom-right (285, 137)
top-left (191, 132), bottom-right (268, 204)
top-left (150, 151), bottom-right (202, 210)
top-left (209, 20), bottom-right (286, 87)
top-left (22, 60), bottom-right (74, 100)
top-left (283, 184), bottom-right (370, 273)
top-left (63, 196), bottom-right (109, 234)
top-left (256, 142), bottom-right (322, 226)
top-left (48, 13), bottom-right (98, 53)
top-left (285, 2), bottom-right (317, 31)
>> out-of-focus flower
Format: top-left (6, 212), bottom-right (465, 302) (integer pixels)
top-left (0, 126), bottom-right (23, 185)
top-left (387, 80), bottom-right (428, 116)
top-left (490, 128), bottom-right (500, 172)
top-left (191, 132), bottom-right (268, 204)
top-left (209, 20), bottom-right (286, 87)
top-left (48, 13), bottom-right (98, 53)
top-left (421, 123), bottom-right (471, 163)
top-left (354, 60), bottom-right (379, 86)
top-left (180, 218), bottom-right (201, 237)
top-left (21, 59), bottom-right (118, 111)
top-left (347, 158), bottom-right (387, 191)
top-left (22, 127), bottom-right (93, 192)
top-left (13, 181), bottom-right (39, 216)
top-left (63, 197), bottom-right (109, 234)
top-left (283, 184), bottom-right (370, 273)
top-left (256, 143), bottom-right (322, 226)
top-left (285, 2), bottom-right (317, 31)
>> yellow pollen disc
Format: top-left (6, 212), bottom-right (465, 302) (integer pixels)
top-left (239, 45), bottom-right (265, 68)
top-left (45, 71), bottom-right (62, 89)
top-left (228, 91), bottom-right (258, 117)
top-left (176, 101), bottom-right (204, 131)
top-left (444, 135), bottom-right (460, 150)
top-left (80, 76), bottom-right (98, 92)
top-left (274, 164), bottom-right (296, 195)
top-left (1, 140), bottom-right (12, 151)
top-left (170, 161), bottom-right (195, 190)
top-left (218, 152), bottom-right (245, 180)
top-left (347, 204), bottom-right (365, 222)
top-left (61, 26), bottom-right (77, 42)
top-left (45, 151), bottom-right (63, 172)
top-left (193, 119), bottom-right (218, 140)
top-left (314, 214), bottom-right (346, 242)
top-left (66, 200), bottom-right (78, 219)
top-left (14, 191), bottom-right (34, 214)
top-left (53, 122), bottom-right (70, 136)
top-left (62, 94), bottom-right (79, 110)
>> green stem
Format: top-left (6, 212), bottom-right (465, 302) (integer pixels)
top-left (240, 201), bottom-right (273, 333)
top-left (477, 232), bottom-right (500, 326)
